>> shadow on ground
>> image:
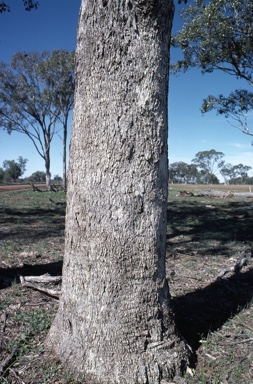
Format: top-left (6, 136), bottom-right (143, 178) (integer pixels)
top-left (0, 261), bottom-right (63, 289)
top-left (167, 200), bottom-right (253, 255)
top-left (0, 206), bottom-right (65, 242)
top-left (172, 268), bottom-right (253, 351)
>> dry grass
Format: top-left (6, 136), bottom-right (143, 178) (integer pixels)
top-left (0, 185), bottom-right (252, 383)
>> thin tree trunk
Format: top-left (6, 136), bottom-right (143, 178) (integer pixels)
top-left (62, 117), bottom-right (67, 190)
top-left (45, 157), bottom-right (51, 190)
top-left (45, 133), bottom-right (51, 190)
top-left (47, 1), bottom-right (189, 383)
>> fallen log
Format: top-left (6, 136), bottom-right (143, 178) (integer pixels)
top-left (21, 273), bottom-right (62, 284)
top-left (199, 189), bottom-right (253, 198)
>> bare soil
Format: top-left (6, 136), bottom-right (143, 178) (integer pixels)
top-left (0, 184), bottom-right (47, 192)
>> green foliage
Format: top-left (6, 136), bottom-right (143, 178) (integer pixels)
top-left (13, 309), bottom-right (52, 356)
top-left (37, 50), bottom-right (75, 118)
top-left (172, 0), bottom-right (253, 135)
top-left (28, 170), bottom-right (46, 182)
top-left (169, 161), bottom-right (199, 183)
top-left (53, 174), bottom-right (63, 182)
top-left (170, 152), bottom-right (252, 185)
top-left (0, 50), bottom-right (75, 186)
top-left (2, 156), bottom-right (28, 182)
top-left (192, 149), bottom-right (225, 183)
top-left (169, 149), bottom-right (253, 185)
top-left (0, 1), bottom-right (39, 13)
top-left (172, 0), bottom-right (253, 79)
top-left (221, 163), bottom-right (252, 184)
top-left (202, 90), bottom-right (253, 136)
top-left (0, 166), bottom-right (4, 182)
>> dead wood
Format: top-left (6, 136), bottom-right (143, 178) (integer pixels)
top-left (21, 273), bottom-right (62, 284)
top-left (199, 189), bottom-right (253, 198)
top-left (49, 198), bottom-right (65, 206)
top-left (216, 248), bottom-right (249, 280)
top-left (20, 276), bottom-right (61, 299)
top-left (178, 190), bottom-right (194, 197)
top-left (29, 183), bottom-right (43, 192)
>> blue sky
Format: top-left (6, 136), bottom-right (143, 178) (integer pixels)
top-left (0, 1), bottom-right (252, 180)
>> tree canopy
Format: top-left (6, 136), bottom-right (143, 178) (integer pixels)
top-left (172, 0), bottom-right (253, 136)
top-left (169, 151), bottom-right (252, 185)
top-left (2, 156), bottom-right (27, 182)
top-left (0, 50), bottom-right (75, 189)
top-left (0, 1), bottom-right (39, 13)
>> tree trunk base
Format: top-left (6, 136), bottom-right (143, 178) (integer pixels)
top-left (46, 302), bottom-right (190, 384)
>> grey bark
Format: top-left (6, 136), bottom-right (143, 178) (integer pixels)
top-left (46, 0), bottom-right (189, 383)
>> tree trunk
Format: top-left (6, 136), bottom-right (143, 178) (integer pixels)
top-left (62, 117), bottom-right (67, 190)
top-left (46, 1), bottom-right (189, 383)
top-left (45, 133), bottom-right (51, 190)
top-left (45, 157), bottom-right (51, 190)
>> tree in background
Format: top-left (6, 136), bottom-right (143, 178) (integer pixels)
top-left (192, 149), bottom-right (225, 184)
top-left (28, 170), bottom-right (46, 183)
top-left (37, 50), bottom-right (75, 190)
top-left (221, 163), bottom-right (252, 184)
top-left (2, 156), bottom-right (27, 182)
top-left (0, 51), bottom-right (74, 190)
top-left (172, 0), bottom-right (253, 137)
top-left (0, 166), bottom-right (5, 182)
top-left (169, 161), bottom-right (199, 183)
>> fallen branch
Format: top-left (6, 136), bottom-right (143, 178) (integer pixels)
top-left (20, 276), bottom-right (61, 299)
top-left (21, 273), bottom-right (62, 284)
top-left (217, 248), bottom-right (248, 280)
top-left (49, 198), bottom-right (65, 206)
top-left (29, 183), bottom-right (43, 192)
top-left (178, 190), bottom-right (194, 197)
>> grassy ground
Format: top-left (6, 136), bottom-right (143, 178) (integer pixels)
top-left (0, 185), bottom-right (252, 383)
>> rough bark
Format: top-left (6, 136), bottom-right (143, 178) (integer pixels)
top-left (46, 0), bottom-right (189, 383)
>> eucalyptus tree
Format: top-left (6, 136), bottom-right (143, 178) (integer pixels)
top-left (2, 156), bottom-right (27, 182)
top-left (172, 0), bottom-right (253, 136)
top-left (46, 1), bottom-right (189, 383)
top-left (169, 161), bottom-right (199, 183)
top-left (192, 149), bottom-right (224, 184)
top-left (221, 163), bottom-right (252, 184)
top-left (37, 50), bottom-right (75, 190)
top-left (0, 51), bottom-right (74, 189)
